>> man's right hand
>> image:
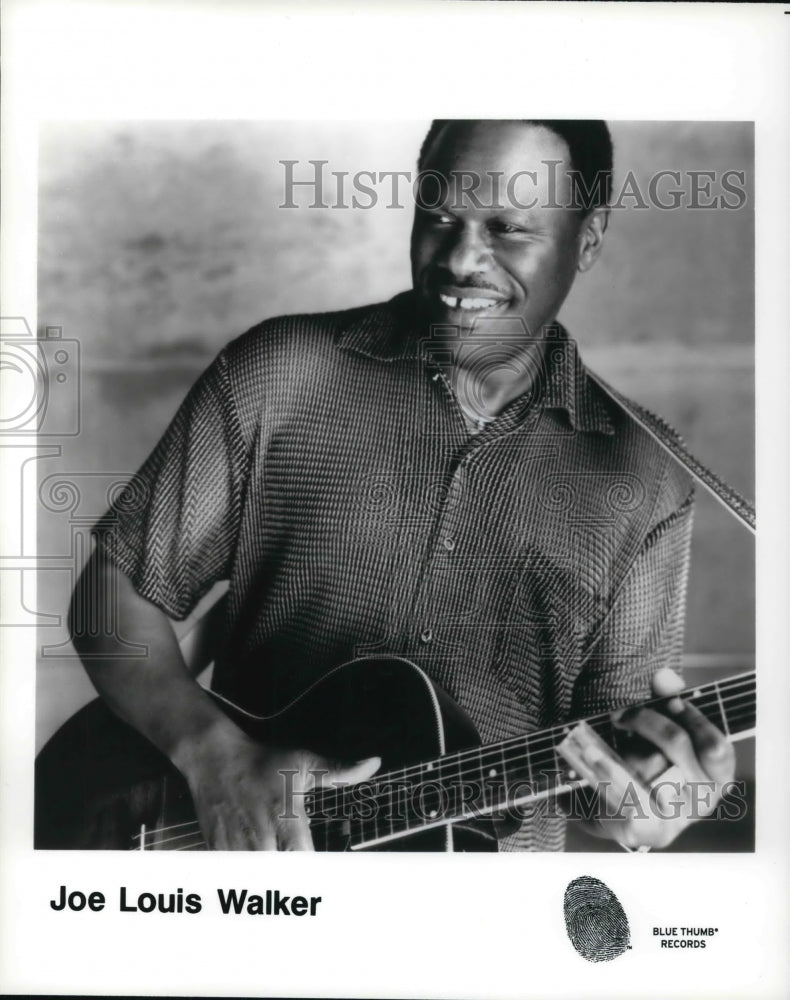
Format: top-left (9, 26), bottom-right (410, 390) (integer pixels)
top-left (175, 720), bottom-right (381, 850)
top-left (72, 553), bottom-right (380, 852)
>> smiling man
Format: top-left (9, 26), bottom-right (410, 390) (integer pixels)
top-left (411, 119), bottom-right (610, 430)
top-left (413, 121), bottom-right (598, 330)
top-left (64, 119), bottom-right (735, 852)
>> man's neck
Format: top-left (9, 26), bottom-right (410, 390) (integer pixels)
top-left (450, 336), bottom-right (551, 424)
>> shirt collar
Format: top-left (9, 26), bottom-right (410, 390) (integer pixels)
top-left (336, 291), bottom-right (422, 361)
top-left (541, 328), bottom-right (616, 435)
top-left (336, 291), bottom-right (615, 435)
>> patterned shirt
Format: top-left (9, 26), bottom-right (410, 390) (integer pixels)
top-left (95, 292), bottom-right (694, 851)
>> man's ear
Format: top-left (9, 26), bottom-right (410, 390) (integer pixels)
top-left (577, 207), bottom-right (609, 272)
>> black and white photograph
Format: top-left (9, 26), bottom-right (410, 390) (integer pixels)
top-left (32, 118), bottom-right (755, 857)
top-left (1, 3), bottom-right (787, 998)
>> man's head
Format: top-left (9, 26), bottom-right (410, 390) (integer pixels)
top-left (410, 119), bottom-right (612, 334)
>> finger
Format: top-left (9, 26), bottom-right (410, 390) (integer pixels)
top-left (324, 756), bottom-right (382, 786)
top-left (663, 700), bottom-right (735, 782)
top-left (243, 811), bottom-right (278, 850)
top-left (581, 797), bottom-right (677, 848)
top-left (257, 829), bottom-right (278, 851)
top-left (276, 813), bottom-right (315, 852)
top-left (576, 743), bottom-right (650, 822)
top-left (651, 667), bottom-right (685, 697)
top-left (625, 749), bottom-right (670, 786)
top-left (238, 818), bottom-right (267, 851)
top-left (223, 814), bottom-right (272, 851)
top-left (650, 667), bottom-right (686, 714)
top-left (587, 812), bottom-right (664, 849)
top-left (204, 812), bottom-right (228, 851)
top-left (212, 814), bottom-right (271, 851)
top-left (621, 707), bottom-right (708, 784)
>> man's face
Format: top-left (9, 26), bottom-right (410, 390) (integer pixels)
top-left (411, 121), bottom-right (596, 336)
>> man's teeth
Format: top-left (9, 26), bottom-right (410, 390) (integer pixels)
top-left (439, 293), bottom-right (501, 311)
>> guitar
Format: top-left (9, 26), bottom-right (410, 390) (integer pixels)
top-left (34, 656), bottom-right (755, 852)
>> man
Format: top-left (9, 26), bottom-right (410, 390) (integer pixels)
top-left (70, 119), bottom-right (735, 851)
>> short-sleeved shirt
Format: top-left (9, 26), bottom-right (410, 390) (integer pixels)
top-left (95, 292), bottom-right (694, 851)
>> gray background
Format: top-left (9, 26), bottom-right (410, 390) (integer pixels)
top-left (36, 120), bottom-right (754, 751)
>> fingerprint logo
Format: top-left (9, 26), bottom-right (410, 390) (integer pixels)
top-left (563, 876), bottom-right (630, 962)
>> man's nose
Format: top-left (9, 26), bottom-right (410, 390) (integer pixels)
top-left (442, 225), bottom-right (492, 278)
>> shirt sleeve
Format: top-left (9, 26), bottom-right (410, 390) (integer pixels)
top-left (91, 349), bottom-right (249, 620)
top-left (570, 488), bottom-right (695, 718)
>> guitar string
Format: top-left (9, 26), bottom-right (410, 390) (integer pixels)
top-left (137, 702), bottom-right (757, 851)
top-left (332, 722), bottom-right (758, 849)
top-left (138, 697), bottom-right (757, 857)
top-left (131, 818), bottom-right (201, 838)
top-left (309, 694), bottom-right (756, 843)
top-left (130, 680), bottom-right (754, 849)
top-left (130, 691), bottom-right (757, 847)
top-left (137, 828), bottom-right (209, 848)
top-left (130, 684), bottom-right (756, 847)
top-left (129, 674), bottom-right (755, 842)
top-left (313, 675), bottom-right (755, 805)
top-left (337, 702), bottom-right (757, 847)
top-left (133, 709), bottom-right (753, 849)
top-left (309, 680), bottom-right (755, 811)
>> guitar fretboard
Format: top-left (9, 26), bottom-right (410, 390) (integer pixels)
top-left (307, 672), bottom-right (755, 850)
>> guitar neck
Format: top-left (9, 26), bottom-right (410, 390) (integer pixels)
top-left (308, 671), bottom-right (755, 850)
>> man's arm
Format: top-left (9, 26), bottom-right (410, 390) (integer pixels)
top-left (569, 492), bottom-right (735, 849)
top-left (70, 550), bottom-right (377, 850)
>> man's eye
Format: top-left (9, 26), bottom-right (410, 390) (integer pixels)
top-left (427, 213), bottom-right (455, 225)
top-left (490, 222), bottom-right (525, 236)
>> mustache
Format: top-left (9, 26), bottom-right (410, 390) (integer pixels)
top-left (426, 268), bottom-right (508, 296)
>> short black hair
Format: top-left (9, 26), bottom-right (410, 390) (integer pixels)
top-left (417, 119), bottom-right (614, 213)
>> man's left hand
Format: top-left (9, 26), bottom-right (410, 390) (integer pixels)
top-left (581, 667), bottom-right (736, 850)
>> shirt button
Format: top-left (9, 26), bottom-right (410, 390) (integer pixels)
top-left (420, 627), bottom-right (433, 644)
top-left (442, 536), bottom-right (455, 552)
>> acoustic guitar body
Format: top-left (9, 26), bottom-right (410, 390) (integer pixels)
top-left (35, 656), bottom-right (499, 852)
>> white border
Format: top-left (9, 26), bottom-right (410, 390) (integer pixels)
top-left (2, 2), bottom-right (788, 997)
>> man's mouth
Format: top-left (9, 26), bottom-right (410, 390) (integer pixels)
top-left (437, 292), bottom-right (507, 312)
